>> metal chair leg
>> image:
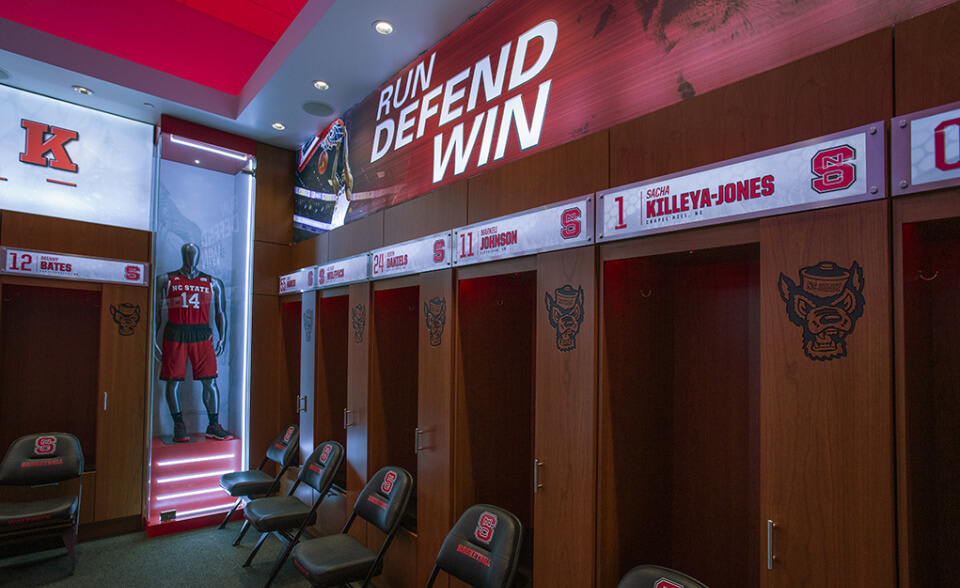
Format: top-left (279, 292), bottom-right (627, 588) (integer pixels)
top-left (62, 527), bottom-right (77, 575)
top-left (233, 519), bottom-right (253, 546)
top-left (263, 537), bottom-right (295, 588)
top-left (244, 532), bottom-right (269, 567)
top-left (219, 499), bottom-right (241, 529)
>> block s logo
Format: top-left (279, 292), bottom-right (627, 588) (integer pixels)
top-left (810, 145), bottom-right (856, 194)
top-left (20, 120), bottom-right (79, 173)
top-left (475, 512), bottom-right (498, 544)
top-left (319, 444), bottom-right (332, 462)
top-left (655, 580), bottom-right (684, 588)
top-left (124, 265), bottom-right (142, 281)
top-left (433, 239), bottom-right (446, 263)
top-left (34, 436), bottom-right (57, 455)
top-left (381, 470), bottom-right (397, 494)
top-left (560, 207), bottom-right (581, 239)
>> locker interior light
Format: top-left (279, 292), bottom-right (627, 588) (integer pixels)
top-left (176, 503), bottom-right (237, 518)
top-left (157, 470), bottom-right (233, 484)
top-left (170, 135), bottom-right (249, 161)
top-left (157, 453), bottom-right (235, 467)
top-left (155, 487), bottom-right (225, 501)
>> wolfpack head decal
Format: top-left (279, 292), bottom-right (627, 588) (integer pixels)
top-left (545, 284), bottom-right (584, 352)
top-left (424, 296), bottom-right (446, 347)
top-left (352, 304), bottom-right (366, 344)
top-left (304, 308), bottom-right (314, 344)
top-left (110, 302), bottom-right (141, 336)
top-left (778, 261), bottom-right (865, 361)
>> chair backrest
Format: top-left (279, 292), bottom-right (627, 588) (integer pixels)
top-left (297, 441), bottom-right (344, 495)
top-left (353, 466), bottom-right (412, 535)
top-left (431, 505), bottom-right (523, 588)
top-left (617, 565), bottom-right (710, 588)
top-left (0, 433), bottom-right (83, 486)
top-left (265, 425), bottom-right (300, 467)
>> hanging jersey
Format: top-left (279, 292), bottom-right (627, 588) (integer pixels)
top-left (166, 271), bottom-right (213, 325)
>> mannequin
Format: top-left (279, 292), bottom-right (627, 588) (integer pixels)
top-left (155, 243), bottom-right (232, 442)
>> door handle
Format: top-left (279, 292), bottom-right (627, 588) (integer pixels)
top-left (533, 459), bottom-right (543, 493)
top-left (297, 395), bottom-right (307, 412)
top-left (414, 427), bottom-right (425, 454)
top-left (767, 519), bottom-right (776, 570)
top-left (344, 408), bottom-right (352, 429)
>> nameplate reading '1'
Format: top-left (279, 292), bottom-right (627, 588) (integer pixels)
top-left (0, 247), bottom-right (149, 286)
top-left (598, 122), bottom-right (885, 241)
top-left (453, 196), bottom-right (593, 266)
top-left (316, 254), bottom-right (369, 289)
top-left (371, 231), bottom-right (452, 280)
top-left (892, 100), bottom-right (960, 196)
top-left (279, 266), bottom-right (318, 294)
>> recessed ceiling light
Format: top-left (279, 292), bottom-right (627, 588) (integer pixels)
top-left (72, 85), bottom-right (94, 96)
top-left (143, 102), bottom-right (155, 109)
top-left (194, 159), bottom-right (201, 164)
top-left (272, 122), bottom-right (286, 131)
top-left (313, 80), bottom-right (329, 91)
top-left (373, 20), bottom-right (393, 35)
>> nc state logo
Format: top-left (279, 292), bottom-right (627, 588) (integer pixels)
top-left (319, 444), bottom-right (332, 463)
top-left (779, 261), bottom-right (865, 361)
top-left (34, 436), bottom-right (57, 455)
top-left (545, 284), bottom-right (584, 352)
top-left (475, 512), bottom-right (498, 544)
top-left (381, 470), bottom-right (397, 494)
top-left (110, 303), bottom-right (141, 336)
top-left (353, 304), bottom-right (366, 344)
top-left (655, 580), bottom-right (684, 588)
top-left (424, 297), bottom-right (446, 347)
top-left (304, 308), bottom-right (314, 343)
top-left (283, 426), bottom-right (295, 443)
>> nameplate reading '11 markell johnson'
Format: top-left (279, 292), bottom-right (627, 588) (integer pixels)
top-left (453, 195), bottom-right (593, 266)
top-left (279, 266), bottom-right (318, 294)
top-left (370, 231), bottom-right (452, 280)
top-left (597, 122), bottom-right (886, 241)
top-left (0, 247), bottom-right (149, 286)
top-left (891, 100), bottom-right (960, 196)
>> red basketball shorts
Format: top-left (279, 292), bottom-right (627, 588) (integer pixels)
top-left (160, 337), bottom-right (218, 381)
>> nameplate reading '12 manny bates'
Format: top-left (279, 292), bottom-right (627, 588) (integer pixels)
top-left (0, 247), bottom-right (149, 286)
top-left (891, 100), bottom-right (960, 196)
top-left (370, 231), bottom-right (452, 280)
top-left (453, 196), bottom-right (593, 266)
top-left (279, 266), bottom-right (318, 294)
top-left (597, 122), bottom-right (886, 241)
top-left (316, 254), bottom-right (369, 289)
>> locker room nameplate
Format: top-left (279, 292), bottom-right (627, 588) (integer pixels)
top-left (0, 247), bottom-right (149, 286)
top-left (370, 231), bottom-right (452, 280)
top-left (597, 122), bottom-right (886, 241)
top-left (453, 195), bottom-right (594, 266)
top-left (316, 254), bottom-right (369, 289)
top-left (279, 266), bottom-right (318, 294)
top-left (891, 100), bottom-right (960, 196)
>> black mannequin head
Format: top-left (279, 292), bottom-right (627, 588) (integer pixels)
top-left (181, 243), bottom-right (200, 272)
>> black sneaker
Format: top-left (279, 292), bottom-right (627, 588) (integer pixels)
top-left (173, 422), bottom-right (190, 443)
top-left (206, 423), bottom-right (235, 440)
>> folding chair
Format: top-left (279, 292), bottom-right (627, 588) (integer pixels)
top-left (219, 425), bottom-right (299, 545)
top-left (425, 504), bottom-right (523, 588)
top-left (0, 433), bottom-right (84, 574)
top-left (290, 466), bottom-right (413, 587)
top-left (617, 564), bottom-right (710, 588)
top-left (242, 441), bottom-right (344, 588)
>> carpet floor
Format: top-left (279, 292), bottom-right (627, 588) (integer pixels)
top-left (0, 521), bottom-right (313, 587)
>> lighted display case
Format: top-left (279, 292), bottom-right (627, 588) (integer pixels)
top-left (145, 129), bottom-right (255, 534)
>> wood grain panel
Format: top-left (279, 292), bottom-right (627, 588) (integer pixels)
top-left (0, 211), bottom-right (151, 262)
top-left (253, 240), bottom-right (290, 295)
top-left (315, 293), bottom-right (349, 489)
top-left (417, 269), bottom-right (455, 588)
top-left (289, 233), bottom-right (323, 272)
top-left (346, 282), bottom-right (371, 545)
top-left (255, 142), bottom-right (295, 245)
top-left (893, 191), bottom-right (960, 587)
top-left (466, 130), bottom-right (609, 224)
top-left (95, 284), bottom-right (149, 521)
top-left (894, 2), bottom-right (960, 115)
top-left (759, 201), bottom-right (895, 586)
top-left (610, 30), bottom-right (892, 188)
top-left (251, 295), bottom-right (284, 473)
top-left (374, 526), bottom-right (418, 588)
top-left (534, 247), bottom-right (596, 588)
top-left (600, 220), bottom-right (760, 262)
top-left (383, 183), bottom-right (468, 245)
top-left (327, 212), bottom-right (384, 261)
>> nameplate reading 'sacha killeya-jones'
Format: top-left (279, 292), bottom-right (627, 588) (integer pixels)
top-left (453, 196), bottom-right (593, 266)
top-left (0, 247), bottom-right (149, 286)
top-left (598, 122), bottom-right (885, 241)
top-left (891, 100), bottom-right (960, 196)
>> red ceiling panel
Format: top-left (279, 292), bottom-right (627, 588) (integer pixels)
top-left (251, 0), bottom-right (308, 21)
top-left (0, 0), bottom-right (302, 95)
